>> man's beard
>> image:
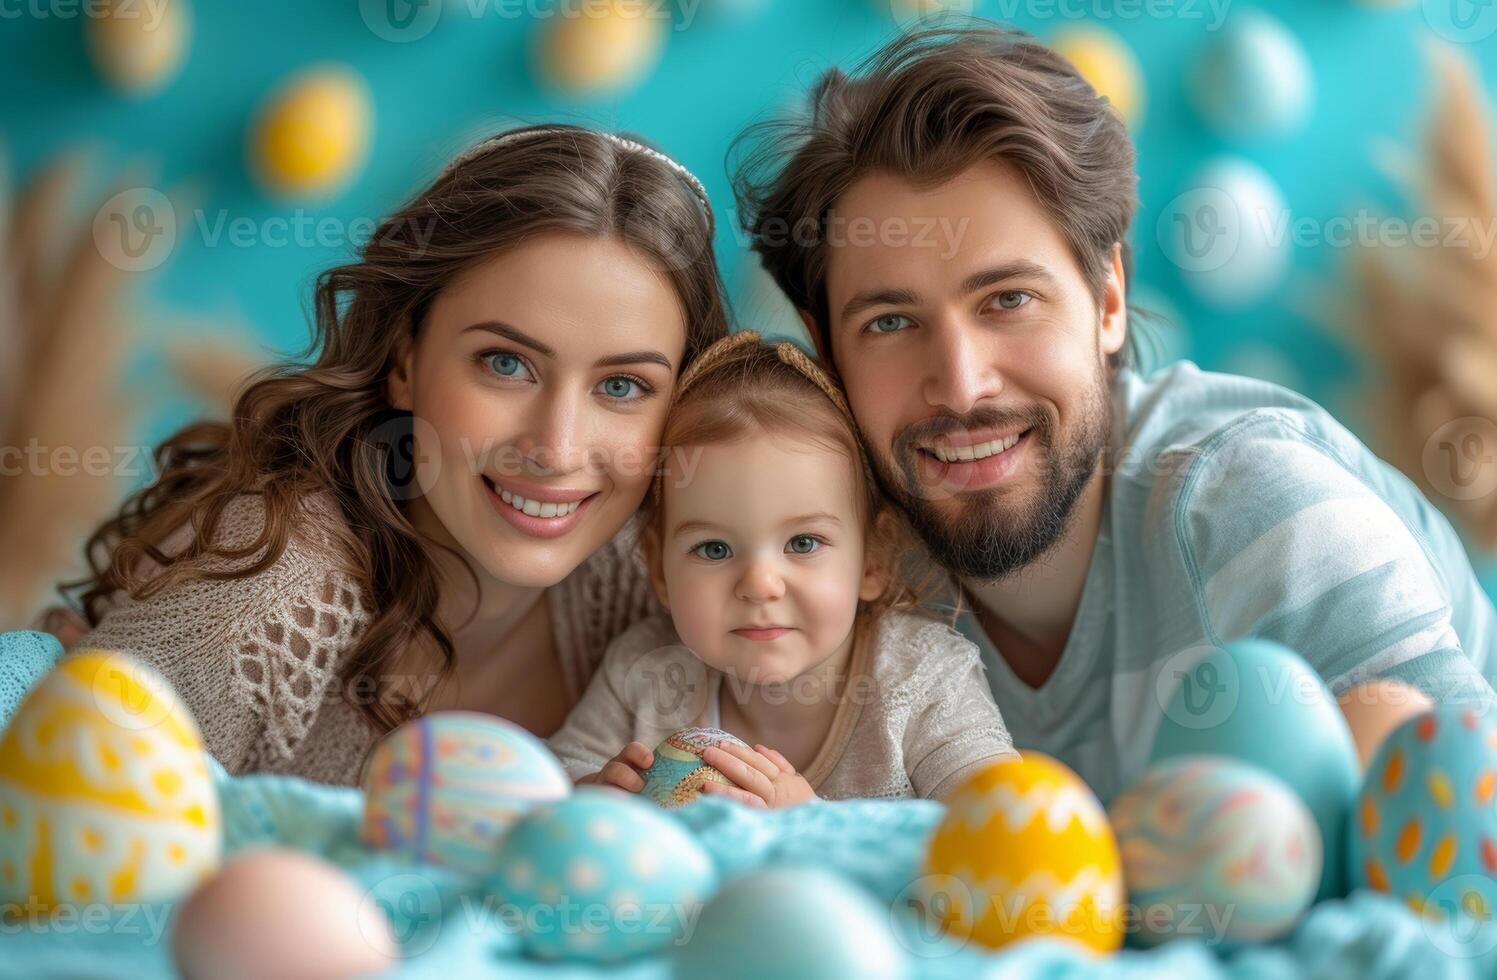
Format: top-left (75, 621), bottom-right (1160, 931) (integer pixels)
top-left (869, 367), bottom-right (1112, 583)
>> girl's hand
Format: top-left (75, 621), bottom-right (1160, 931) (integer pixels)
top-left (578, 742), bottom-right (654, 793)
top-left (699, 742), bottom-right (818, 809)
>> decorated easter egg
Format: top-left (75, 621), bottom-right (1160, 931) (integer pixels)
top-left (85, 0), bottom-right (191, 96)
top-left (249, 65), bottom-right (372, 199)
top-left (537, 0), bottom-right (666, 96)
top-left (922, 752), bottom-right (1124, 954)
top-left (1051, 25), bottom-right (1145, 127)
top-left (1338, 680), bottom-right (1435, 771)
top-left (1190, 10), bottom-right (1312, 139)
top-left (640, 726), bottom-right (747, 809)
top-left (1110, 756), bottom-right (1321, 947)
top-left (0, 650), bottom-right (220, 913)
top-left (172, 848), bottom-right (395, 980)
top-left (493, 786), bottom-right (717, 961)
top-left (361, 710), bottom-right (570, 872)
top-left (1150, 638), bottom-right (1359, 900)
top-left (1158, 157), bottom-right (1289, 308)
top-left (1349, 706), bottom-right (1497, 920)
top-left (673, 866), bottom-right (901, 980)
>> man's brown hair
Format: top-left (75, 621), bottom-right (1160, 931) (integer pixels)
top-left (731, 24), bottom-right (1143, 372)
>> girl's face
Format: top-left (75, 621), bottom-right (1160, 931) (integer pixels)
top-left (650, 429), bottom-right (885, 685)
top-left (388, 232), bottom-right (687, 590)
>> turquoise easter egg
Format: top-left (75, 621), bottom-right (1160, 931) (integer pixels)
top-left (360, 711), bottom-right (570, 872)
top-left (1110, 756), bottom-right (1321, 947)
top-left (1349, 707), bottom-right (1497, 925)
top-left (1149, 638), bottom-right (1358, 899)
top-left (1189, 10), bottom-right (1312, 138)
top-left (493, 787), bottom-right (717, 962)
top-left (672, 866), bottom-right (902, 980)
top-left (641, 726), bottom-right (747, 809)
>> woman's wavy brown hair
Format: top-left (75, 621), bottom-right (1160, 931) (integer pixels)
top-left (57, 124), bottom-right (731, 733)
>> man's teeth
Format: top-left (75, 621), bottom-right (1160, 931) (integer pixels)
top-left (498, 487), bottom-right (582, 519)
top-left (929, 431), bottom-right (1023, 464)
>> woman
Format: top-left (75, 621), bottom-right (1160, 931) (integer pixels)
top-left (37, 124), bottom-right (731, 785)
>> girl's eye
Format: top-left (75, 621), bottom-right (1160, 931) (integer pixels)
top-left (483, 351), bottom-right (532, 380)
top-left (597, 375), bottom-right (652, 401)
top-left (787, 535), bottom-right (821, 555)
top-left (693, 541), bottom-right (731, 561)
top-left (866, 313), bottom-right (910, 335)
top-left (991, 290), bottom-right (1032, 311)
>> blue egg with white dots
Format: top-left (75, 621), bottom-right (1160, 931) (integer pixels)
top-left (492, 786), bottom-right (718, 962)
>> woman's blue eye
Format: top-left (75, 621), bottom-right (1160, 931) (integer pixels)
top-left (485, 352), bottom-right (530, 379)
top-left (993, 290), bottom-right (1032, 311)
top-left (694, 541), bottom-right (731, 561)
top-left (788, 535), bottom-right (820, 555)
top-left (868, 314), bottom-right (909, 334)
top-left (599, 376), bottom-right (646, 400)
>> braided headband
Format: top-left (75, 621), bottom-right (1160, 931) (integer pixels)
top-left (650, 330), bottom-right (873, 511)
top-left (440, 126), bottom-right (714, 235)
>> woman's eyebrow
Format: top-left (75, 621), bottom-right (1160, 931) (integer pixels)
top-left (461, 321), bottom-right (672, 370)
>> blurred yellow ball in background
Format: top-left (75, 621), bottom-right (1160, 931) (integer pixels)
top-left (249, 65), bottom-right (372, 200)
top-left (85, 0), bottom-right (191, 96)
top-left (538, 0), bottom-right (668, 96)
top-left (1051, 25), bottom-right (1145, 128)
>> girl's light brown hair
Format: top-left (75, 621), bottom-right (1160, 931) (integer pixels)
top-left (56, 124), bottom-right (731, 734)
top-left (640, 330), bottom-right (940, 624)
top-left (731, 24), bottom-right (1149, 375)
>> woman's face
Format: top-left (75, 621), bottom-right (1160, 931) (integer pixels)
top-left (388, 232), bottom-right (688, 590)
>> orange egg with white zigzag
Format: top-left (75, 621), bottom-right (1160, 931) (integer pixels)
top-left (921, 752), bottom-right (1124, 954)
top-left (0, 651), bottom-right (220, 914)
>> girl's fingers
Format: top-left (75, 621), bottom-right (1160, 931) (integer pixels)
top-left (716, 740), bottom-right (780, 779)
top-left (699, 781), bottom-right (766, 809)
top-left (755, 744), bottom-right (796, 774)
top-left (600, 760), bottom-right (644, 792)
top-left (702, 746), bottom-right (774, 800)
top-left (621, 742), bottom-right (654, 769)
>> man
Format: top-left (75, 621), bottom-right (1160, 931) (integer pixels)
top-left (733, 25), bottom-right (1497, 802)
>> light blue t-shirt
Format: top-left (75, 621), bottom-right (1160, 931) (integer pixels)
top-left (951, 360), bottom-right (1497, 804)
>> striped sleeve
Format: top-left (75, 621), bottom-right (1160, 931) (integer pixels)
top-left (1173, 414), bottom-right (1495, 707)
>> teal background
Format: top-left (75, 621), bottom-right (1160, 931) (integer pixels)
top-left (1, 0), bottom-right (1493, 597)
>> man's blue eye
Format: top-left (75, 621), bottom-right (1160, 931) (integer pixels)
top-left (994, 291), bottom-right (1032, 311)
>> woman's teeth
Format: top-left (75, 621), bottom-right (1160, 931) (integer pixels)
top-left (498, 487), bottom-right (582, 519)
top-left (929, 431), bottom-right (1024, 464)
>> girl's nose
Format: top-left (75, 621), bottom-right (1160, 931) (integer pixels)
top-left (735, 558), bottom-right (786, 603)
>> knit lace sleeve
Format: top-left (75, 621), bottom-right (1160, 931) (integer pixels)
top-left (70, 492), bottom-right (373, 774)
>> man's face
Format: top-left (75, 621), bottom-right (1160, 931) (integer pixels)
top-left (820, 159), bottom-right (1127, 581)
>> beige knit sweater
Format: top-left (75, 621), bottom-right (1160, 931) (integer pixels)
top-left (65, 491), bottom-right (664, 786)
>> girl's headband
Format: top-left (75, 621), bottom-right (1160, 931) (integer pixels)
top-left (650, 330), bottom-right (872, 512)
top-left (440, 126), bottom-right (715, 235)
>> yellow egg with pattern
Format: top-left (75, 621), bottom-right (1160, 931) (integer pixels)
top-left (921, 753), bottom-right (1123, 954)
top-left (0, 651), bottom-right (220, 914)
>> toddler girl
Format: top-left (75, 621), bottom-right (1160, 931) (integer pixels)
top-left (548, 331), bottom-right (1014, 807)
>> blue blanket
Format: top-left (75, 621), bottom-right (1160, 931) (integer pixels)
top-left (2, 760), bottom-right (1496, 979)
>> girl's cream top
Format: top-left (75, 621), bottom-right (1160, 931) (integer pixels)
top-left (547, 610), bottom-right (1016, 801)
top-left (62, 490), bottom-right (665, 785)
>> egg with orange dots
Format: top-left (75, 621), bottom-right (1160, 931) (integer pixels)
top-left (920, 752), bottom-right (1123, 954)
top-left (0, 650), bottom-right (221, 914)
top-left (1349, 706), bottom-right (1497, 922)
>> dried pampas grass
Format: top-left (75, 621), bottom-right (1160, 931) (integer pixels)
top-left (0, 149), bottom-right (266, 630)
top-left (1349, 42), bottom-right (1497, 552)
